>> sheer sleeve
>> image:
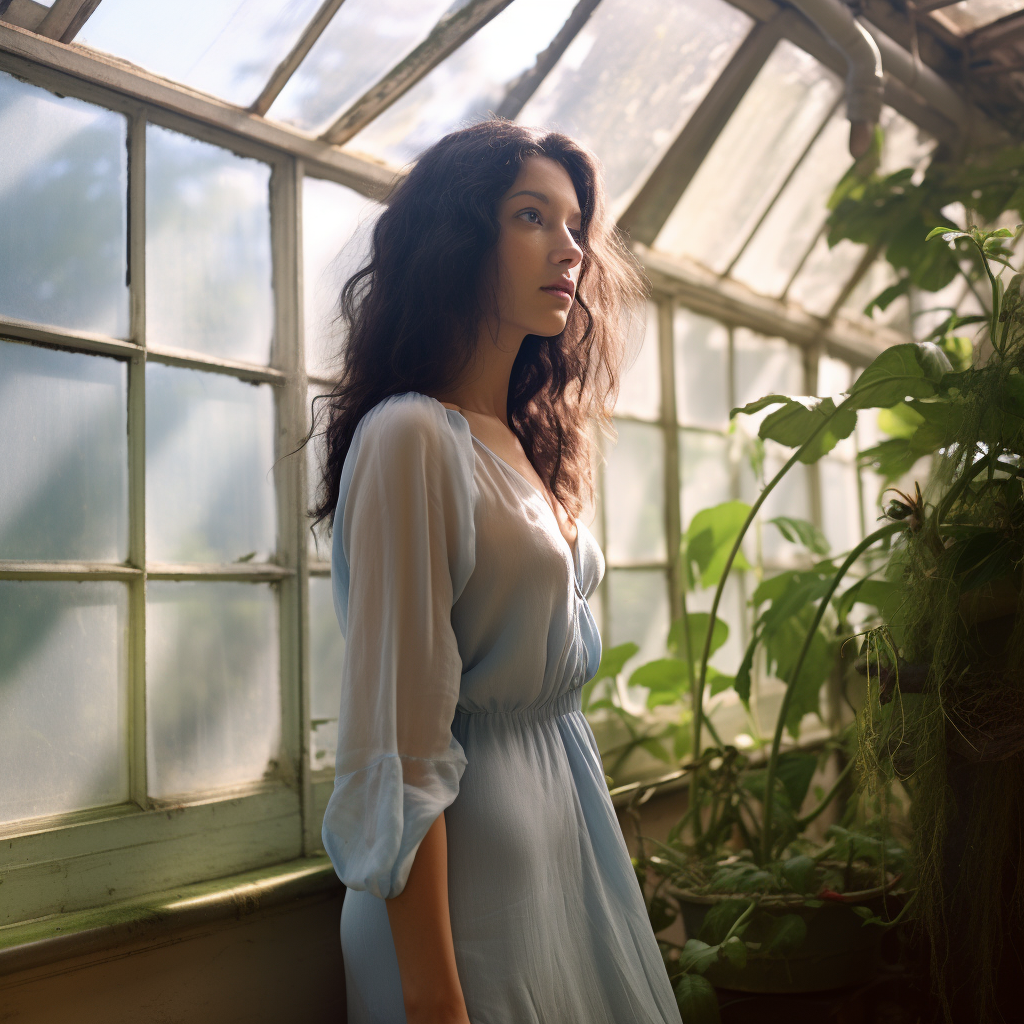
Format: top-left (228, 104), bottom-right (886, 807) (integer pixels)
top-left (322, 393), bottom-right (476, 899)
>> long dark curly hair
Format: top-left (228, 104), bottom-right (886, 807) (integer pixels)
top-left (306, 118), bottom-right (645, 533)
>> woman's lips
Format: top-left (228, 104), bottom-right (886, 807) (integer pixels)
top-left (541, 285), bottom-right (574, 303)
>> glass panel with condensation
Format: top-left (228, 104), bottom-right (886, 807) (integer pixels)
top-left (730, 109), bottom-right (851, 296)
top-left (733, 329), bottom-right (809, 567)
top-left (604, 419), bottom-right (666, 564)
top-left (309, 575), bottom-right (345, 773)
top-left (788, 106), bottom-right (934, 317)
top-left (518, 0), bottom-right (752, 209)
top-left (147, 125), bottom-right (273, 364)
top-left (679, 429), bottom-right (732, 531)
top-left (614, 301), bottom-right (661, 421)
top-left (146, 581), bottom-right (279, 799)
top-left (267, 0), bottom-right (456, 133)
top-left (146, 365), bottom-right (276, 564)
top-left (820, 457), bottom-right (862, 555)
top-left (0, 581), bottom-right (128, 823)
top-left (0, 72), bottom-right (128, 337)
top-left (607, 567), bottom-right (670, 680)
top-left (303, 176), bottom-right (382, 377)
top-left (675, 308), bottom-right (730, 430)
top-left (655, 40), bottom-right (842, 270)
top-left (933, 0), bottom-right (1024, 34)
top-left (78, 0), bottom-right (325, 108)
top-left (0, 342), bottom-right (127, 561)
top-left (348, 0), bottom-right (577, 166)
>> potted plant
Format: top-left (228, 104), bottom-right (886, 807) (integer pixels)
top-left (847, 224), bottom-right (1024, 1022)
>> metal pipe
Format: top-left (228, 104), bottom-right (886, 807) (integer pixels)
top-left (788, 0), bottom-right (884, 157)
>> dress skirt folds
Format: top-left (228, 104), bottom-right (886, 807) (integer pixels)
top-left (322, 392), bottom-right (682, 1024)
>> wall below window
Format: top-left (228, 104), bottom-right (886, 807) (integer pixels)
top-left (0, 889), bottom-right (347, 1024)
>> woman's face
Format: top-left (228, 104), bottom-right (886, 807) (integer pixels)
top-left (491, 155), bottom-right (584, 340)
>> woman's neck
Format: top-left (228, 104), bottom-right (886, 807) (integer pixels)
top-left (434, 319), bottom-right (525, 426)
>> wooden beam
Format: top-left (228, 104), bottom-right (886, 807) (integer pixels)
top-left (0, 22), bottom-right (402, 199)
top-left (969, 10), bottom-right (1024, 54)
top-left (970, 59), bottom-right (1024, 76)
top-left (0, 0), bottom-right (46, 31)
top-left (0, 315), bottom-right (139, 359)
top-left (319, 0), bottom-right (515, 146)
top-left (617, 14), bottom-right (789, 246)
top-left (146, 563), bottom-right (295, 581)
top-left (249, 0), bottom-right (347, 117)
top-left (36, 0), bottom-right (103, 43)
top-left (146, 343), bottom-right (288, 385)
top-left (0, 561), bottom-right (143, 580)
top-left (636, 244), bottom-right (905, 367)
top-left (494, 0), bottom-right (604, 121)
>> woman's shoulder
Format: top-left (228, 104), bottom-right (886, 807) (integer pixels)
top-left (354, 391), bottom-right (475, 467)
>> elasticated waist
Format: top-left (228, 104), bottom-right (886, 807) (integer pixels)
top-left (453, 687), bottom-right (583, 723)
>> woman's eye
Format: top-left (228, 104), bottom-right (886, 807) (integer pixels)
top-left (519, 209), bottom-right (542, 224)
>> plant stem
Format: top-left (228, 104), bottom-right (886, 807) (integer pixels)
top-left (692, 404), bottom-right (851, 787)
top-left (796, 756), bottom-right (856, 829)
top-left (759, 522), bottom-right (905, 864)
top-left (722, 901), bottom-right (756, 943)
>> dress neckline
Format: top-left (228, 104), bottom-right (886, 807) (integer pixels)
top-left (426, 396), bottom-right (584, 583)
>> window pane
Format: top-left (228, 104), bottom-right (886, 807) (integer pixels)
top-left (680, 430), bottom-right (732, 531)
top-left (147, 581), bottom-right (279, 798)
top-left (349, 0), bottom-right (577, 165)
top-left (309, 575), bottom-right (344, 773)
top-left (518, 0), bottom-right (752, 207)
top-left (147, 125), bottom-right (272, 363)
top-left (267, 0), bottom-right (455, 133)
top-left (604, 420), bottom-right (666, 563)
top-left (675, 309), bottom-right (730, 429)
top-left (786, 234), bottom-right (865, 317)
top-left (0, 342), bottom-right (127, 561)
top-left (607, 568), bottom-right (670, 679)
top-left (614, 301), bottom-right (661, 420)
top-left (730, 110), bottom-right (849, 296)
top-left (655, 40), bottom-right (841, 269)
top-left (79, 0), bottom-right (325, 108)
top-left (936, 0), bottom-right (1024, 33)
top-left (733, 330), bottom-right (804, 410)
top-left (0, 72), bottom-right (128, 337)
top-left (820, 458), bottom-right (861, 555)
top-left (303, 176), bottom-right (381, 377)
top-left (147, 365), bottom-right (276, 564)
top-left (0, 581), bottom-right (128, 822)
top-left (739, 440), bottom-right (813, 566)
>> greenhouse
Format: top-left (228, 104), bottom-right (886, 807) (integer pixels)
top-left (2, 0), bottom-right (1024, 1021)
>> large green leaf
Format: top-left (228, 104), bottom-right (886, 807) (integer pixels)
top-left (698, 899), bottom-right (753, 944)
top-left (764, 609), bottom-right (834, 738)
top-left (761, 914), bottom-right (808, 956)
top-left (847, 343), bottom-right (950, 410)
top-left (775, 751), bottom-right (818, 810)
top-left (592, 642), bottom-right (639, 682)
top-left (677, 939), bottom-right (721, 975)
top-left (876, 402), bottom-right (924, 439)
top-left (782, 855), bottom-right (818, 895)
top-left (674, 974), bottom-right (721, 1024)
top-left (684, 501), bottom-right (753, 587)
top-left (631, 658), bottom-right (690, 694)
top-left (669, 613), bottom-right (728, 662)
top-left (857, 437), bottom-right (919, 483)
top-left (768, 516), bottom-right (830, 555)
top-left (757, 397), bottom-right (858, 463)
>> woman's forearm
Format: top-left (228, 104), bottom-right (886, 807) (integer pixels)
top-left (386, 811), bottom-right (469, 1023)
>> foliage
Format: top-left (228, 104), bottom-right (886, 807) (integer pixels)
top-left (849, 225), bottom-right (1024, 1021)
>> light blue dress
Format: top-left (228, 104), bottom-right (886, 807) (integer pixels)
top-left (323, 392), bottom-right (682, 1024)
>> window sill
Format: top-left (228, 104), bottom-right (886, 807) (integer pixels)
top-left (0, 855), bottom-right (341, 978)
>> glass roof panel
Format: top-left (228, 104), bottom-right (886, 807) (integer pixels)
top-left (730, 107), bottom-right (850, 296)
top-left (653, 39), bottom-right (842, 271)
top-left (347, 0), bottom-right (577, 166)
top-left (266, 0), bottom-right (456, 133)
top-left (934, 0), bottom-right (1024, 34)
top-left (516, 0), bottom-right (753, 208)
top-left (786, 106), bottom-right (934, 320)
top-left (78, 0), bottom-right (325, 108)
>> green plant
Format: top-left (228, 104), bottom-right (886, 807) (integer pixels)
top-left (850, 225), bottom-right (1024, 1021)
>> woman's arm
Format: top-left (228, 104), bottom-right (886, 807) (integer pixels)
top-left (386, 811), bottom-right (470, 1024)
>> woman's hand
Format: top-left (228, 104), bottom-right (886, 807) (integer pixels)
top-left (386, 811), bottom-right (470, 1024)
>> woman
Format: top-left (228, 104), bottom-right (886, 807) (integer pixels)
top-left (309, 120), bottom-right (682, 1024)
